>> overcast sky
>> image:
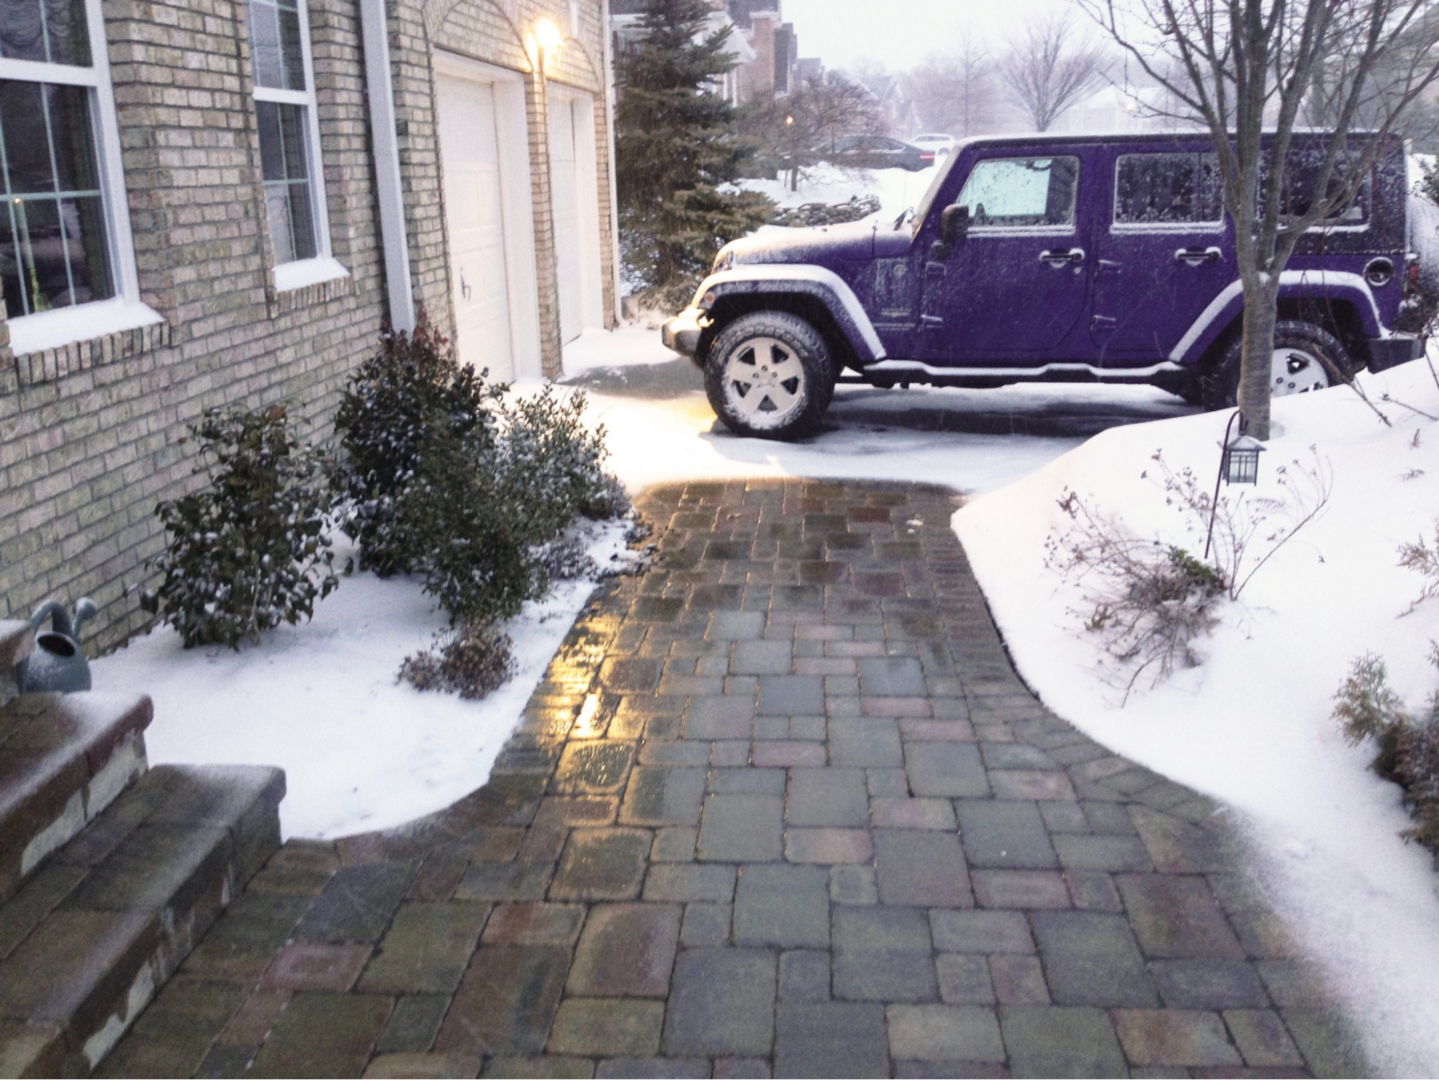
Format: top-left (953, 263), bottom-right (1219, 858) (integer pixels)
top-left (781, 0), bottom-right (1079, 74)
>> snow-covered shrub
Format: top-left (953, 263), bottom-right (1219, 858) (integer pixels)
top-left (143, 405), bottom-right (337, 648)
top-left (1334, 653), bottom-right (1410, 746)
top-left (332, 314), bottom-right (500, 574)
top-left (1335, 647), bottom-right (1439, 852)
top-left (396, 385), bottom-right (619, 626)
top-left (1047, 491), bottom-right (1224, 697)
top-left (537, 534), bottom-right (598, 582)
top-left (771, 195), bottom-right (881, 227)
top-left (399, 620), bottom-right (515, 700)
top-left (1399, 523), bottom-right (1439, 615)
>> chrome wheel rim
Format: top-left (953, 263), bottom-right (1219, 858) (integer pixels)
top-left (1271, 346), bottom-right (1331, 396)
top-left (720, 336), bottom-right (806, 430)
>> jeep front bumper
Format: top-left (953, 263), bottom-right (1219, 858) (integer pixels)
top-left (661, 309), bottom-right (704, 364)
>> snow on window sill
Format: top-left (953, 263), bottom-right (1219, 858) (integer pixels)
top-left (273, 255), bottom-right (350, 293)
top-left (4, 298), bottom-right (165, 358)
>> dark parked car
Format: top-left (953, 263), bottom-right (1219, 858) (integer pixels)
top-left (823, 135), bottom-right (935, 172)
top-left (663, 131), bottom-right (1428, 439)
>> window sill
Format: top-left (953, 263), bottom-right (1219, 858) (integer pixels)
top-left (273, 255), bottom-right (350, 293)
top-left (4, 298), bottom-right (164, 357)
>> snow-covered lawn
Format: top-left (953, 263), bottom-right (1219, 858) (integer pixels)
top-left (93, 520), bottom-right (637, 840)
top-left (954, 358), bottom-right (1439, 1075)
top-left (736, 160), bottom-right (941, 225)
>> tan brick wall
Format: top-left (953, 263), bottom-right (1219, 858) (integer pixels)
top-left (0, 0), bottom-right (617, 650)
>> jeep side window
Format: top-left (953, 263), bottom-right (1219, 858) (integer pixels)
top-left (1114, 152), bottom-right (1223, 225)
top-left (954, 156), bottom-right (1079, 228)
top-left (1259, 145), bottom-right (1370, 226)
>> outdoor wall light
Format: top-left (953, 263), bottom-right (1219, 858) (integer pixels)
top-left (532, 17), bottom-right (564, 73)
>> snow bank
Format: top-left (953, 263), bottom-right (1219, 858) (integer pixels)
top-left (737, 160), bottom-right (941, 225)
top-left (954, 359), bottom-right (1439, 1074)
top-left (93, 520), bottom-right (637, 840)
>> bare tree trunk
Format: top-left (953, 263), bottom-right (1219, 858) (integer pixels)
top-left (1236, 284), bottom-right (1280, 439)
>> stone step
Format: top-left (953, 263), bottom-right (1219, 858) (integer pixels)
top-left (0, 763), bottom-right (285, 1077)
top-left (0, 621), bottom-right (34, 709)
top-left (0, 693), bottom-right (154, 905)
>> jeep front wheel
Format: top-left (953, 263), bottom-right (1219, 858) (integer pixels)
top-left (705, 312), bottom-right (830, 440)
top-left (1202, 320), bottom-right (1351, 410)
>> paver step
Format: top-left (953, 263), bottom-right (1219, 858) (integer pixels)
top-left (0, 622), bottom-right (34, 709)
top-left (0, 693), bottom-right (154, 904)
top-left (0, 763), bottom-right (285, 1077)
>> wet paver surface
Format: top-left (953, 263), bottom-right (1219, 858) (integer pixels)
top-left (103, 480), bottom-right (1368, 1078)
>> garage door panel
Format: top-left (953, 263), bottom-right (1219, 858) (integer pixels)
top-left (437, 72), bottom-right (514, 383)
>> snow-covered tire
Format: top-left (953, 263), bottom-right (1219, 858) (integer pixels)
top-left (704, 312), bottom-right (831, 440)
top-left (1201, 320), bottom-right (1351, 411)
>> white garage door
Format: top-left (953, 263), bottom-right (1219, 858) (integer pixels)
top-left (548, 93), bottom-right (604, 347)
top-left (437, 72), bottom-right (513, 382)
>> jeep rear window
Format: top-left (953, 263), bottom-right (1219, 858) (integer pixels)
top-left (1114, 152), bottom-right (1223, 225)
top-left (954, 156), bottom-right (1079, 228)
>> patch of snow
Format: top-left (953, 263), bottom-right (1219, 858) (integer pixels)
top-left (92, 519), bottom-right (638, 841)
top-left (736, 161), bottom-right (941, 224)
top-left (953, 357), bottom-right (1439, 1075)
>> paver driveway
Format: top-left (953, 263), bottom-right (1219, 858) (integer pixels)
top-left (103, 480), bottom-right (1368, 1079)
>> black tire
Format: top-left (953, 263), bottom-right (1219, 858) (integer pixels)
top-left (1200, 320), bottom-right (1351, 411)
top-left (705, 311), bottom-right (831, 440)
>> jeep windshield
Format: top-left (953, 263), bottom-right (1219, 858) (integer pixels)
top-left (909, 147), bottom-right (963, 238)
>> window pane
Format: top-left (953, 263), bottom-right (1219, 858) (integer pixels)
top-left (956, 156), bottom-right (1079, 228)
top-left (1115, 152), bottom-right (1223, 225)
top-left (256, 100), bottom-right (317, 263)
top-left (1, 0), bottom-right (90, 66)
top-left (248, 0), bottom-right (306, 91)
top-left (0, 80), bottom-right (111, 317)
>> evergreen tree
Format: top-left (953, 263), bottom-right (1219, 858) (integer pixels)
top-left (615, 0), bottom-right (772, 303)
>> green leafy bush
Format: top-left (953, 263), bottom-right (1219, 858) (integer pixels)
top-left (143, 405), bottom-right (337, 648)
top-left (332, 314), bottom-right (500, 574)
top-left (1335, 646), bottom-right (1439, 852)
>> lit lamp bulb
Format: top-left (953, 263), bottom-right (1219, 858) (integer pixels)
top-left (534, 17), bottom-right (563, 72)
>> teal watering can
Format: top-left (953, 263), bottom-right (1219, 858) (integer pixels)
top-left (17, 598), bottom-right (97, 694)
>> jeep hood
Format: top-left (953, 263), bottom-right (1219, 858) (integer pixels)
top-left (724, 220), bottom-right (879, 265)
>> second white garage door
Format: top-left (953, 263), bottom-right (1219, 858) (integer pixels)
top-left (548, 90), bottom-right (605, 345)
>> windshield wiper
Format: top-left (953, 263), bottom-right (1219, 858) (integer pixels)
top-left (893, 206), bottom-right (914, 230)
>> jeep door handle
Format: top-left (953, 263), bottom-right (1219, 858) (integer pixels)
top-left (1175, 246), bottom-right (1222, 266)
top-left (1039, 248), bottom-right (1084, 267)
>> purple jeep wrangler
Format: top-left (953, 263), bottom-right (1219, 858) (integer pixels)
top-left (662, 131), bottom-right (1428, 440)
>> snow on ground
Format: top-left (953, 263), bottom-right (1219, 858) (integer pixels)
top-left (954, 358), bottom-right (1439, 1075)
top-left (93, 520), bottom-right (638, 840)
top-left (559, 324), bottom-right (1191, 496)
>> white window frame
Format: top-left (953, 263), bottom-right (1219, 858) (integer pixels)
top-left (248, 0), bottom-right (347, 292)
top-left (0, 0), bottom-right (160, 355)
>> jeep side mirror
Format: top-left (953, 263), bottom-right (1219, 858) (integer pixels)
top-left (931, 204), bottom-right (969, 260)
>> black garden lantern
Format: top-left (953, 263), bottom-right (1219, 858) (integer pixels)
top-left (1221, 432), bottom-right (1266, 485)
top-left (1205, 411), bottom-right (1266, 559)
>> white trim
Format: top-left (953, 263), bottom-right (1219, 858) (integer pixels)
top-left (969, 226), bottom-right (1077, 237)
top-left (0, 56), bottom-right (100, 86)
top-left (697, 264), bottom-right (887, 360)
top-left (432, 51), bottom-right (543, 381)
top-left (359, 0), bottom-right (414, 331)
top-left (1167, 269), bottom-right (1381, 361)
top-left (272, 254), bottom-right (349, 292)
top-left (252, 86), bottom-right (310, 107)
top-left (866, 358), bottom-right (1186, 379)
top-left (6, 298), bottom-right (162, 356)
top-left (86, 0), bottom-right (142, 308)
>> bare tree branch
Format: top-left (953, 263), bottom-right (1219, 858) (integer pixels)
top-left (996, 13), bottom-right (1110, 131)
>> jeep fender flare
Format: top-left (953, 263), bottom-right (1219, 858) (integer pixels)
top-left (1169, 270), bottom-right (1384, 366)
top-left (693, 265), bottom-right (888, 365)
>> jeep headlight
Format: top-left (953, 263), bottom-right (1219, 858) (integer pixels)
top-left (713, 248), bottom-right (735, 274)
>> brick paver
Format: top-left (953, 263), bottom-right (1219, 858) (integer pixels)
top-left (101, 480), bottom-right (1370, 1078)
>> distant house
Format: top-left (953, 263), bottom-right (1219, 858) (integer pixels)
top-left (858, 72), bottom-right (920, 138)
top-left (1, 0), bottom-right (620, 648)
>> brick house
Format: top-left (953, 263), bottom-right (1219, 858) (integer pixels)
top-left (0, 0), bottom-right (621, 649)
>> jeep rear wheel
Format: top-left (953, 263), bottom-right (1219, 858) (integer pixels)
top-left (1202, 320), bottom-right (1351, 411)
top-left (705, 312), bottom-right (831, 440)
